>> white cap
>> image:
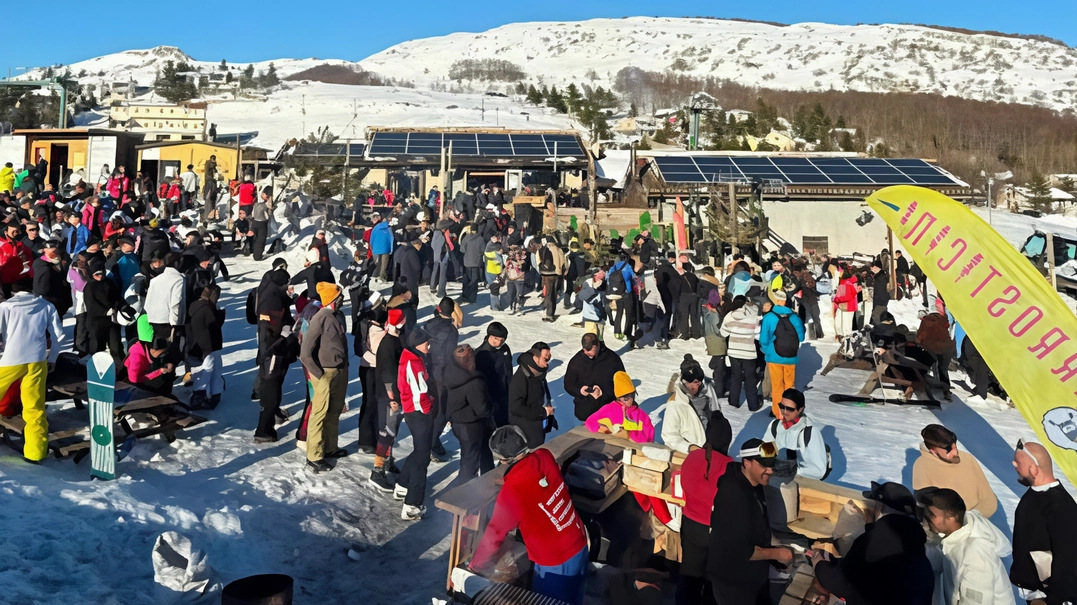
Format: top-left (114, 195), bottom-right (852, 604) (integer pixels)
top-left (305, 248), bottom-right (320, 264)
top-left (486, 203), bottom-right (496, 210)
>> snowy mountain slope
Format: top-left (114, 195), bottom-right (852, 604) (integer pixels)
top-left (360, 17), bottom-right (1077, 111)
top-left (206, 81), bottom-right (576, 149)
top-left (25, 45), bottom-right (356, 90)
top-left (24, 17), bottom-right (1077, 115)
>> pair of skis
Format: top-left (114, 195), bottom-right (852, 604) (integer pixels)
top-left (828, 393), bottom-right (940, 408)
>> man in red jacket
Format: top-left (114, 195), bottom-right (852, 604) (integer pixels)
top-left (395, 328), bottom-right (435, 520)
top-left (0, 223), bottom-right (34, 294)
top-left (470, 426), bottom-right (589, 605)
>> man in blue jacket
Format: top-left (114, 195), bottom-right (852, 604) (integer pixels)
top-left (368, 214), bottom-right (393, 282)
top-left (758, 290), bottom-right (804, 418)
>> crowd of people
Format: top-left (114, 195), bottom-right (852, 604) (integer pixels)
top-left (1, 165), bottom-right (1072, 605)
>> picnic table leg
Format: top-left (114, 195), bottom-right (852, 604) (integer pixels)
top-left (447, 514), bottom-right (461, 593)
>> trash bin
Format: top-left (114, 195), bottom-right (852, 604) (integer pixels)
top-left (221, 574), bottom-right (293, 605)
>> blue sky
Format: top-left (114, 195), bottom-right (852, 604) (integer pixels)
top-left (6, 0), bottom-right (1074, 73)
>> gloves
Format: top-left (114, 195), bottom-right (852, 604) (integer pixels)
top-left (544, 414), bottom-right (559, 434)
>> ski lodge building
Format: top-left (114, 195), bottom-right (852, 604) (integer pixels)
top-left (627, 150), bottom-right (971, 257)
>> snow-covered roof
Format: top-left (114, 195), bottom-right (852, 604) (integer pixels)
top-left (596, 150), bottom-right (631, 189)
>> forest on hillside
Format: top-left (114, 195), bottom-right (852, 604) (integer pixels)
top-left (610, 67), bottom-right (1077, 187)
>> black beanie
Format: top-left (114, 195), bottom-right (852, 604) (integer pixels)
top-left (438, 297), bottom-right (455, 316)
top-left (487, 322), bottom-right (508, 339)
top-left (680, 354), bottom-right (705, 383)
top-left (706, 410), bottom-right (732, 456)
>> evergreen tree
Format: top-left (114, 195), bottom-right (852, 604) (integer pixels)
top-left (838, 131), bottom-right (857, 152)
top-left (628, 102), bottom-right (638, 118)
top-left (225, 71), bottom-right (234, 84)
top-left (564, 83), bottom-right (582, 113)
top-left (261, 63), bottom-right (280, 87)
top-left (514, 82), bottom-right (527, 96)
top-left (525, 85), bottom-right (543, 105)
top-left (754, 98), bottom-right (778, 137)
top-left (1027, 172), bottom-right (1055, 214)
top-left (240, 64), bottom-right (256, 89)
top-left (1059, 176), bottom-right (1076, 195)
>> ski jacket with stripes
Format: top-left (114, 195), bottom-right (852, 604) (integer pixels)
top-left (398, 347), bottom-right (433, 414)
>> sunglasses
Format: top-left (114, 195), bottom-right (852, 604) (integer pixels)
top-left (1016, 438), bottom-right (1040, 467)
top-left (778, 404), bottom-right (799, 413)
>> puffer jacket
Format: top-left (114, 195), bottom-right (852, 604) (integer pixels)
top-left (0, 166), bottom-right (14, 193)
top-left (833, 276), bottom-right (860, 313)
top-left (939, 511), bottom-right (1015, 605)
top-left (720, 304), bottom-right (761, 360)
top-left (445, 356), bottom-right (491, 425)
top-left (662, 378), bottom-right (727, 454)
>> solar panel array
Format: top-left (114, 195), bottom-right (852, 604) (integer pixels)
top-left (367, 132), bottom-right (585, 158)
top-left (652, 156), bottom-right (963, 186)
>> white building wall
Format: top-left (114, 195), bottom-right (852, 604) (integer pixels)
top-left (0, 135), bottom-right (27, 168)
top-left (762, 200), bottom-right (899, 256)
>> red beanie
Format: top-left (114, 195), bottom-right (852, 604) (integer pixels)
top-left (388, 308), bottom-right (405, 327)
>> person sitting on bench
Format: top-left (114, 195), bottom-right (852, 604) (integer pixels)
top-left (124, 336), bottom-right (179, 395)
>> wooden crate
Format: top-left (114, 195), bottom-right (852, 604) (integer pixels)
top-left (623, 464), bottom-right (668, 494)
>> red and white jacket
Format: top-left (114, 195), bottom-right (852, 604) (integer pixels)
top-left (470, 449), bottom-right (587, 569)
top-left (397, 347), bottom-right (433, 414)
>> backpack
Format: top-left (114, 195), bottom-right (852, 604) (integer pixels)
top-left (768, 421), bottom-right (833, 480)
top-left (245, 289), bottom-right (258, 324)
top-left (485, 251), bottom-right (503, 275)
top-left (772, 313), bottom-right (800, 358)
top-left (607, 264), bottom-right (627, 300)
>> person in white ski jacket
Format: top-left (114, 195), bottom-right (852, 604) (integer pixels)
top-left (921, 488), bottom-right (1015, 605)
top-left (762, 388), bottom-right (829, 480)
top-left (0, 280), bottom-right (65, 462)
top-left (661, 355), bottom-right (730, 454)
top-left (144, 253), bottom-right (186, 339)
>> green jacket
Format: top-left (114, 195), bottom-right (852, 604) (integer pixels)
top-left (13, 169), bottom-right (31, 190)
top-left (703, 307), bottom-right (727, 356)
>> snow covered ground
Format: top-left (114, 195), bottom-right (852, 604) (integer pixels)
top-left (1, 207), bottom-right (1073, 603)
top-left (207, 81), bottom-right (577, 150)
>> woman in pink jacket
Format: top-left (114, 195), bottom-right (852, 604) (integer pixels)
top-left (585, 371), bottom-right (654, 443)
top-left (831, 268), bottom-right (860, 340)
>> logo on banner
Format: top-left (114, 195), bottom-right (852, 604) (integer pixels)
top-left (1044, 407), bottom-right (1077, 451)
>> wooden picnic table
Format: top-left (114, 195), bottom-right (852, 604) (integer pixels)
top-left (1, 378), bottom-right (206, 463)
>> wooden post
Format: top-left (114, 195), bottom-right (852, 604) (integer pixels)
top-left (587, 143), bottom-right (598, 231)
top-left (888, 228), bottom-right (898, 295)
top-left (439, 145), bottom-right (447, 220)
top-left (1048, 232), bottom-right (1058, 291)
top-left (729, 182), bottom-right (738, 255)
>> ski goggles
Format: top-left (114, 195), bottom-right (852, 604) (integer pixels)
top-left (740, 442), bottom-right (778, 467)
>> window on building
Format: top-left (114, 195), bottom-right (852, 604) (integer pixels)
top-left (802, 236), bottom-right (829, 256)
top-left (181, 135), bottom-right (196, 141)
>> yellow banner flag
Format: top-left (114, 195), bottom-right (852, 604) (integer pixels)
top-left (867, 186), bottom-right (1077, 486)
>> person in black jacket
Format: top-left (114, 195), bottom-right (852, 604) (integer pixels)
top-left (370, 308), bottom-right (407, 491)
top-left (83, 260), bottom-right (124, 370)
top-left (256, 325), bottom-right (298, 443)
top-left (655, 253), bottom-right (678, 337)
top-left (708, 439), bottom-right (792, 605)
top-left (508, 343), bottom-right (554, 448)
top-left (476, 322), bottom-right (512, 427)
top-left (1010, 440), bottom-right (1077, 605)
top-left (563, 241), bottom-right (587, 312)
top-left (459, 227), bottom-right (484, 304)
top-left (563, 333), bottom-right (625, 421)
top-left (291, 248), bottom-right (336, 296)
top-left (812, 481), bottom-right (934, 605)
top-left (184, 248), bottom-right (216, 310)
top-left (187, 284), bottom-right (225, 409)
top-left (398, 237), bottom-right (423, 308)
top-left (32, 239), bottom-right (70, 317)
top-left (444, 344), bottom-right (494, 491)
top-left (672, 255), bottom-right (701, 340)
top-left (869, 262), bottom-right (890, 325)
top-left (425, 297), bottom-right (460, 460)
